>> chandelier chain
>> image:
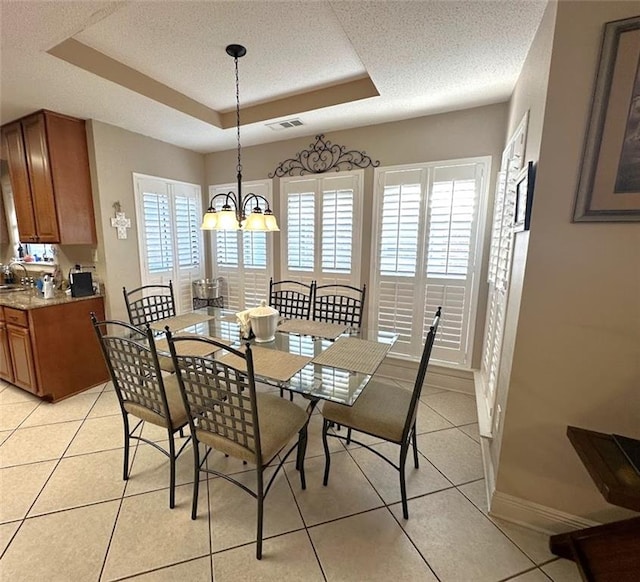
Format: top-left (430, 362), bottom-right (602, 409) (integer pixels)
top-left (235, 55), bottom-right (242, 177)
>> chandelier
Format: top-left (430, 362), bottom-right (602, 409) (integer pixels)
top-left (201, 44), bottom-right (279, 231)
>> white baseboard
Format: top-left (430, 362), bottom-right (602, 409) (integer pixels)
top-left (377, 357), bottom-right (475, 395)
top-left (489, 491), bottom-right (600, 535)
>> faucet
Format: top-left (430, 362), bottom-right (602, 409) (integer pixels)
top-left (9, 261), bottom-right (29, 285)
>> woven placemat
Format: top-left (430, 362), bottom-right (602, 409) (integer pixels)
top-left (150, 312), bottom-right (213, 331)
top-left (278, 319), bottom-right (347, 340)
top-left (154, 333), bottom-right (231, 357)
top-left (218, 346), bottom-right (311, 383)
top-left (311, 337), bottom-right (390, 375)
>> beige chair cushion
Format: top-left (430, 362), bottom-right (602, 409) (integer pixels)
top-left (123, 374), bottom-right (188, 430)
top-left (322, 379), bottom-right (411, 443)
top-left (196, 392), bottom-right (308, 465)
top-left (158, 355), bottom-right (175, 373)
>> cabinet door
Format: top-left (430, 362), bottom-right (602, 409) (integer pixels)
top-left (0, 322), bottom-right (14, 384)
top-left (7, 324), bottom-right (38, 394)
top-left (0, 190), bottom-right (9, 245)
top-left (44, 112), bottom-right (97, 244)
top-left (1, 122), bottom-right (38, 241)
top-left (21, 113), bottom-right (60, 243)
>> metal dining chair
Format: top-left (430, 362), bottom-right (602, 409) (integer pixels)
top-left (165, 332), bottom-right (311, 560)
top-left (269, 278), bottom-right (315, 320)
top-left (321, 307), bottom-right (441, 519)
top-left (313, 283), bottom-right (366, 328)
top-left (122, 281), bottom-right (176, 372)
top-left (90, 314), bottom-right (190, 509)
top-left (122, 281), bottom-right (176, 328)
top-left (313, 282), bottom-right (367, 434)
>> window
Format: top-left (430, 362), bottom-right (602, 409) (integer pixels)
top-left (209, 180), bottom-right (274, 310)
top-left (370, 159), bottom-right (490, 368)
top-left (19, 243), bottom-right (55, 263)
top-left (133, 174), bottom-right (204, 314)
top-left (480, 113), bottom-right (528, 430)
top-left (280, 172), bottom-right (363, 287)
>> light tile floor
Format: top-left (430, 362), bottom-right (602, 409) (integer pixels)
top-left (0, 379), bottom-right (583, 582)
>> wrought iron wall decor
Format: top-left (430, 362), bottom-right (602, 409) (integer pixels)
top-left (269, 134), bottom-right (380, 177)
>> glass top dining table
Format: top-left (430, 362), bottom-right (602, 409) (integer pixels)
top-left (156, 306), bottom-right (398, 407)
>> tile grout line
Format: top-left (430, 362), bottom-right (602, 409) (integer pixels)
top-left (0, 389), bottom-right (116, 562)
top-left (97, 420), bottom-right (144, 582)
top-left (0, 381), bottom-right (113, 461)
top-left (328, 435), bottom-right (447, 580)
top-left (453, 477), bottom-right (556, 568)
top-left (497, 564), bottom-right (551, 582)
top-left (384, 504), bottom-right (443, 582)
top-left (3, 384), bottom-right (554, 581)
top-left (280, 454), bottom-right (329, 582)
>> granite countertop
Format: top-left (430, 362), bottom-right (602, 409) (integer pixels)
top-left (0, 290), bottom-right (103, 310)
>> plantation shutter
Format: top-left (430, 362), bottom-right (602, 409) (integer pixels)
top-left (172, 182), bottom-right (203, 314)
top-left (481, 152), bottom-right (520, 420)
top-left (424, 164), bottom-right (480, 366)
top-left (134, 174), bottom-right (204, 314)
top-left (209, 181), bottom-right (273, 310)
top-left (375, 169), bottom-right (426, 358)
top-left (286, 181), bottom-right (315, 276)
top-left (371, 160), bottom-right (488, 367)
top-left (478, 113), bottom-right (527, 429)
top-left (281, 172), bottom-right (362, 287)
top-left (141, 189), bottom-right (173, 279)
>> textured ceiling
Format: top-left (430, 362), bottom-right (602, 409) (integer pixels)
top-left (0, 0), bottom-right (547, 153)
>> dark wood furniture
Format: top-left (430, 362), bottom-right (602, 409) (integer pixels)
top-left (0, 307), bottom-right (14, 383)
top-left (0, 297), bottom-right (108, 401)
top-left (4, 306), bottom-right (37, 393)
top-left (549, 426), bottom-right (640, 581)
top-left (0, 187), bottom-right (9, 245)
top-left (1, 110), bottom-right (97, 244)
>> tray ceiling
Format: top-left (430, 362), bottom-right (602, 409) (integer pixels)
top-left (0, 0), bottom-right (547, 153)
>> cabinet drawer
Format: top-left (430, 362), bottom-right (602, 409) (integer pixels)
top-left (4, 308), bottom-right (28, 327)
top-left (0, 306), bottom-right (4, 322)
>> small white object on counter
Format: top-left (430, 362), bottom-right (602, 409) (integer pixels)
top-left (43, 275), bottom-right (55, 299)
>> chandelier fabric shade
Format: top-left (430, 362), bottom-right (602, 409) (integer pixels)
top-left (201, 44), bottom-right (279, 232)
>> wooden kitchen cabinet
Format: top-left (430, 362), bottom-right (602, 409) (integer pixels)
top-left (0, 110), bottom-right (97, 244)
top-left (4, 306), bottom-right (37, 393)
top-left (0, 297), bottom-right (108, 401)
top-left (0, 308), bottom-right (15, 384)
top-left (0, 171), bottom-right (11, 245)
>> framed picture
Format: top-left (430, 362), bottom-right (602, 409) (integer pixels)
top-left (573, 15), bottom-right (640, 222)
top-left (514, 161), bottom-right (535, 232)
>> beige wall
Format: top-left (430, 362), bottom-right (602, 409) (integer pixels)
top-left (488, 0), bottom-right (557, 484)
top-left (495, 0), bottom-right (640, 523)
top-left (87, 121), bottom-right (205, 321)
top-left (205, 103), bottom-right (509, 367)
